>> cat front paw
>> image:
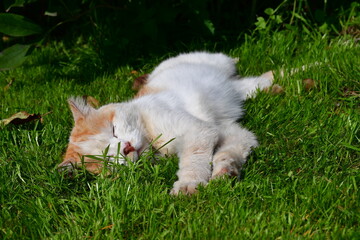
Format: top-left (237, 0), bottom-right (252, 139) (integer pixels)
top-left (58, 159), bottom-right (76, 172)
top-left (57, 158), bottom-right (104, 175)
top-left (170, 180), bottom-right (207, 196)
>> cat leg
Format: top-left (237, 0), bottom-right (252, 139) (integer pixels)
top-left (211, 124), bottom-right (258, 179)
top-left (150, 52), bottom-right (237, 79)
top-left (170, 126), bottom-right (219, 195)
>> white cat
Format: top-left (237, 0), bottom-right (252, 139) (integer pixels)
top-left (58, 52), bottom-right (274, 195)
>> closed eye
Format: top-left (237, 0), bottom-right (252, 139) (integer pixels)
top-left (112, 126), bottom-right (118, 138)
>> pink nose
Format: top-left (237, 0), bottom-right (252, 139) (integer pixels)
top-left (123, 142), bottom-right (135, 156)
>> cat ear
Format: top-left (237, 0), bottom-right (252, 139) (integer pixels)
top-left (68, 97), bottom-right (94, 122)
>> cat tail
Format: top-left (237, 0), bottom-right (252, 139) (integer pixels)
top-left (232, 71), bottom-right (278, 101)
top-left (232, 61), bottom-right (324, 100)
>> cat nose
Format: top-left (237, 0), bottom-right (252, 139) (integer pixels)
top-left (123, 142), bottom-right (135, 156)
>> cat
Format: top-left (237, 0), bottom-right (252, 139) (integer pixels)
top-left (58, 52), bottom-right (275, 195)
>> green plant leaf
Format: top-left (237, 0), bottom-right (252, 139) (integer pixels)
top-left (275, 15), bottom-right (283, 24)
top-left (293, 12), bottom-right (309, 24)
top-left (255, 17), bottom-right (267, 30)
top-left (0, 44), bottom-right (31, 70)
top-left (319, 23), bottom-right (329, 33)
top-left (204, 19), bottom-right (215, 35)
top-left (264, 8), bottom-right (275, 16)
top-left (0, 13), bottom-right (42, 37)
top-left (4, 0), bottom-right (26, 11)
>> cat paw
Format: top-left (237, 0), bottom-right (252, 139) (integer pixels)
top-left (170, 180), bottom-right (207, 196)
top-left (57, 159), bottom-right (104, 175)
top-left (58, 159), bottom-right (76, 172)
top-left (211, 165), bottom-right (239, 179)
top-left (57, 160), bottom-right (78, 177)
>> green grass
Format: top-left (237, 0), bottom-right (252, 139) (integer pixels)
top-left (0, 32), bottom-right (359, 239)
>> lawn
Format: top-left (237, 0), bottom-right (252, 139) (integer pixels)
top-left (0, 31), bottom-right (359, 239)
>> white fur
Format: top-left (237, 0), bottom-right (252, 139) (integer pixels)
top-left (72, 52), bottom-right (274, 194)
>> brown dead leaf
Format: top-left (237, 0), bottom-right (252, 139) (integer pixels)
top-left (264, 84), bottom-right (284, 95)
top-left (271, 84), bottom-right (284, 94)
top-left (0, 111), bottom-right (42, 126)
top-left (340, 25), bottom-right (360, 38)
top-left (342, 88), bottom-right (360, 97)
top-left (303, 78), bottom-right (315, 91)
top-left (83, 96), bottom-right (100, 108)
top-left (133, 74), bottom-right (149, 90)
top-left (3, 78), bottom-right (14, 91)
top-left (303, 229), bottom-right (312, 236)
top-left (100, 224), bottom-right (114, 230)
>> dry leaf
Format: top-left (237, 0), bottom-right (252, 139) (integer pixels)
top-left (271, 84), bottom-right (284, 94)
top-left (0, 111), bottom-right (42, 126)
top-left (264, 84), bottom-right (284, 94)
top-left (342, 88), bottom-right (360, 97)
top-left (83, 96), bottom-right (100, 108)
top-left (100, 224), bottom-right (114, 230)
top-left (132, 74), bottom-right (149, 90)
top-left (3, 78), bottom-right (14, 91)
top-left (303, 78), bottom-right (315, 90)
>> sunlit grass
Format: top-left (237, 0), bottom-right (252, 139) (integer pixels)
top-left (0, 32), bottom-right (359, 239)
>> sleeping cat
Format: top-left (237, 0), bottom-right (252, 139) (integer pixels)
top-left (58, 52), bottom-right (274, 195)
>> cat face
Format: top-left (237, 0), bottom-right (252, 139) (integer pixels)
top-left (59, 98), bottom-right (142, 173)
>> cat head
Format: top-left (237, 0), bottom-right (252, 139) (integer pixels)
top-left (58, 97), bottom-right (146, 174)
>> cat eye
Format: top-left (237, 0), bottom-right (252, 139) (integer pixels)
top-left (112, 126), bottom-right (118, 138)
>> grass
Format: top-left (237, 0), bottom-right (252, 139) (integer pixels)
top-left (0, 31), bottom-right (359, 239)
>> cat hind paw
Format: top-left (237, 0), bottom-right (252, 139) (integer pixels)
top-left (211, 164), bottom-right (239, 180)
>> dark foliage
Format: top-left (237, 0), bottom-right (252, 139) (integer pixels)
top-left (0, 0), bottom-right (358, 68)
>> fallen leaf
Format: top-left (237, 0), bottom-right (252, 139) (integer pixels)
top-left (132, 74), bottom-right (149, 90)
top-left (83, 95), bottom-right (100, 108)
top-left (264, 84), bottom-right (284, 94)
top-left (303, 78), bottom-right (315, 90)
top-left (303, 230), bottom-right (312, 236)
top-left (100, 224), bottom-right (114, 230)
top-left (3, 78), bottom-right (14, 91)
top-left (271, 84), bottom-right (284, 94)
top-left (342, 87), bottom-right (360, 97)
top-left (1, 111), bottom-right (42, 126)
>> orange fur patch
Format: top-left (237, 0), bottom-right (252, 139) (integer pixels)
top-left (135, 86), bottom-right (162, 98)
top-left (60, 108), bottom-right (115, 174)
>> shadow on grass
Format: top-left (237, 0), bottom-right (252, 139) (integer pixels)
top-left (19, 34), bottom-right (248, 86)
